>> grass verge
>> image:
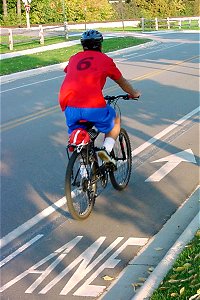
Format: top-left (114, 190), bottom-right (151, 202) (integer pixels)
top-left (151, 229), bottom-right (200, 300)
top-left (0, 36), bottom-right (150, 76)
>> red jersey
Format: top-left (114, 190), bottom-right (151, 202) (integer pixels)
top-left (59, 50), bottom-right (122, 111)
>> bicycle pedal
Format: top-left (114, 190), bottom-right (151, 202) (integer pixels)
top-left (106, 162), bottom-right (117, 171)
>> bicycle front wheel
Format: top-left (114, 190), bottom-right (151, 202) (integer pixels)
top-left (65, 150), bottom-right (97, 220)
top-left (109, 128), bottom-right (132, 190)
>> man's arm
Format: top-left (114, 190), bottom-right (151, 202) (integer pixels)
top-left (115, 76), bottom-right (141, 98)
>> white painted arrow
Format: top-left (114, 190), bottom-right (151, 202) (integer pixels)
top-left (145, 149), bottom-right (197, 182)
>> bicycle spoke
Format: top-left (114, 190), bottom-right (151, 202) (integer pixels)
top-left (110, 128), bottom-right (132, 190)
top-left (65, 150), bottom-right (96, 220)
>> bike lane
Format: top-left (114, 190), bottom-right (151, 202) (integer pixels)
top-left (1, 31), bottom-right (199, 300)
top-left (0, 111), bottom-right (199, 300)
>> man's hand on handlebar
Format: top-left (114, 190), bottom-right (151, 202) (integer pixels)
top-left (129, 89), bottom-right (141, 100)
top-left (104, 94), bottom-right (141, 104)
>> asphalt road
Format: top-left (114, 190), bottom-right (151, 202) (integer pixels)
top-left (0, 31), bottom-right (199, 300)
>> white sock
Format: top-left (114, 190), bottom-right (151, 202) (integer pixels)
top-left (103, 137), bottom-right (115, 153)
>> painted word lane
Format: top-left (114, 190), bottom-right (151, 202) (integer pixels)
top-left (0, 236), bottom-right (148, 297)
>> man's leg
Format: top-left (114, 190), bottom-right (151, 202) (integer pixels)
top-left (103, 116), bottom-right (120, 153)
top-left (98, 116), bottom-right (120, 166)
top-left (106, 115), bottom-right (121, 139)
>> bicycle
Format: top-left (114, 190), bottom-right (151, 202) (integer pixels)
top-left (65, 94), bottom-right (139, 220)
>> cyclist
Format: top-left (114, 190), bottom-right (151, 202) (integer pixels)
top-left (59, 29), bottom-right (141, 166)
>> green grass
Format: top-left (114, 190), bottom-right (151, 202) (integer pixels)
top-left (151, 230), bottom-right (200, 300)
top-left (0, 35), bottom-right (79, 54)
top-left (0, 34), bottom-right (34, 43)
top-left (0, 36), bottom-right (150, 76)
top-left (103, 36), bottom-right (149, 52)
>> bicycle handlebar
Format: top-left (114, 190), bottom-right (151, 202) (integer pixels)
top-left (104, 94), bottom-right (140, 102)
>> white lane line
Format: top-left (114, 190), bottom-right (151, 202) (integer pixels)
top-left (0, 106), bottom-right (199, 249)
top-left (0, 197), bottom-right (66, 249)
top-left (132, 106), bottom-right (200, 156)
top-left (0, 75), bottom-right (63, 94)
top-left (0, 234), bottom-right (43, 268)
top-left (0, 42), bottom-right (188, 93)
top-left (119, 42), bottom-right (185, 59)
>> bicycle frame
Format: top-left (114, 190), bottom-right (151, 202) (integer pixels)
top-left (65, 94), bottom-right (139, 220)
top-left (66, 93), bottom-right (139, 183)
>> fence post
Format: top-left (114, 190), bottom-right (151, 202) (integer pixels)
top-left (64, 21), bottom-right (69, 39)
top-left (141, 17), bottom-right (145, 31)
top-left (167, 17), bottom-right (170, 29)
top-left (155, 17), bottom-right (158, 30)
top-left (8, 29), bottom-right (13, 51)
top-left (39, 25), bottom-right (44, 45)
top-left (178, 19), bottom-right (181, 29)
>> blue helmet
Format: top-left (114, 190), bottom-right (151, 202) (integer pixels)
top-left (81, 29), bottom-right (103, 50)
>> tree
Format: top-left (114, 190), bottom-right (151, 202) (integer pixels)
top-left (134, 0), bottom-right (185, 17)
top-left (65, 0), bottom-right (115, 22)
top-left (17, 0), bottom-right (21, 25)
top-left (2, 0), bottom-right (8, 20)
top-left (0, 0), bottom-right (198, 26)
top-left (193, 0), bottom-right (200, 15)
top-left (183, 0), bottom-right (200, 15)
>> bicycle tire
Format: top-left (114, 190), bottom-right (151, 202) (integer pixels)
top-left (65, 150), bottom-right (97, 220)
top-left (109, 128), bottom-right (132, 190)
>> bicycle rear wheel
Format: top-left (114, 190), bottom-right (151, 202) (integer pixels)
top-left (109, 128), bottom-right (132, 190)
top-left (65, 150), bottom-right (97, 220)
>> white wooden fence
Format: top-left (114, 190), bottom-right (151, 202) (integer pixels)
top-left (5, 24), bottom-right (69, 50)
top-left (3, 17), bottom-right (200, 50)
top-left (141, 16), bottom-right (200, 31)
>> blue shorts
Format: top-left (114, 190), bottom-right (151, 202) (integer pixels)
top-left (65, 105), bottom-right (116, 134)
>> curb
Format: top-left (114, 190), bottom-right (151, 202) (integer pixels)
top-left (132, 212), bottom-right (200, 300)
top-left (0, 62), bottom-right (68, 84)
top-left (99, 186), bottom-right (199, 300)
